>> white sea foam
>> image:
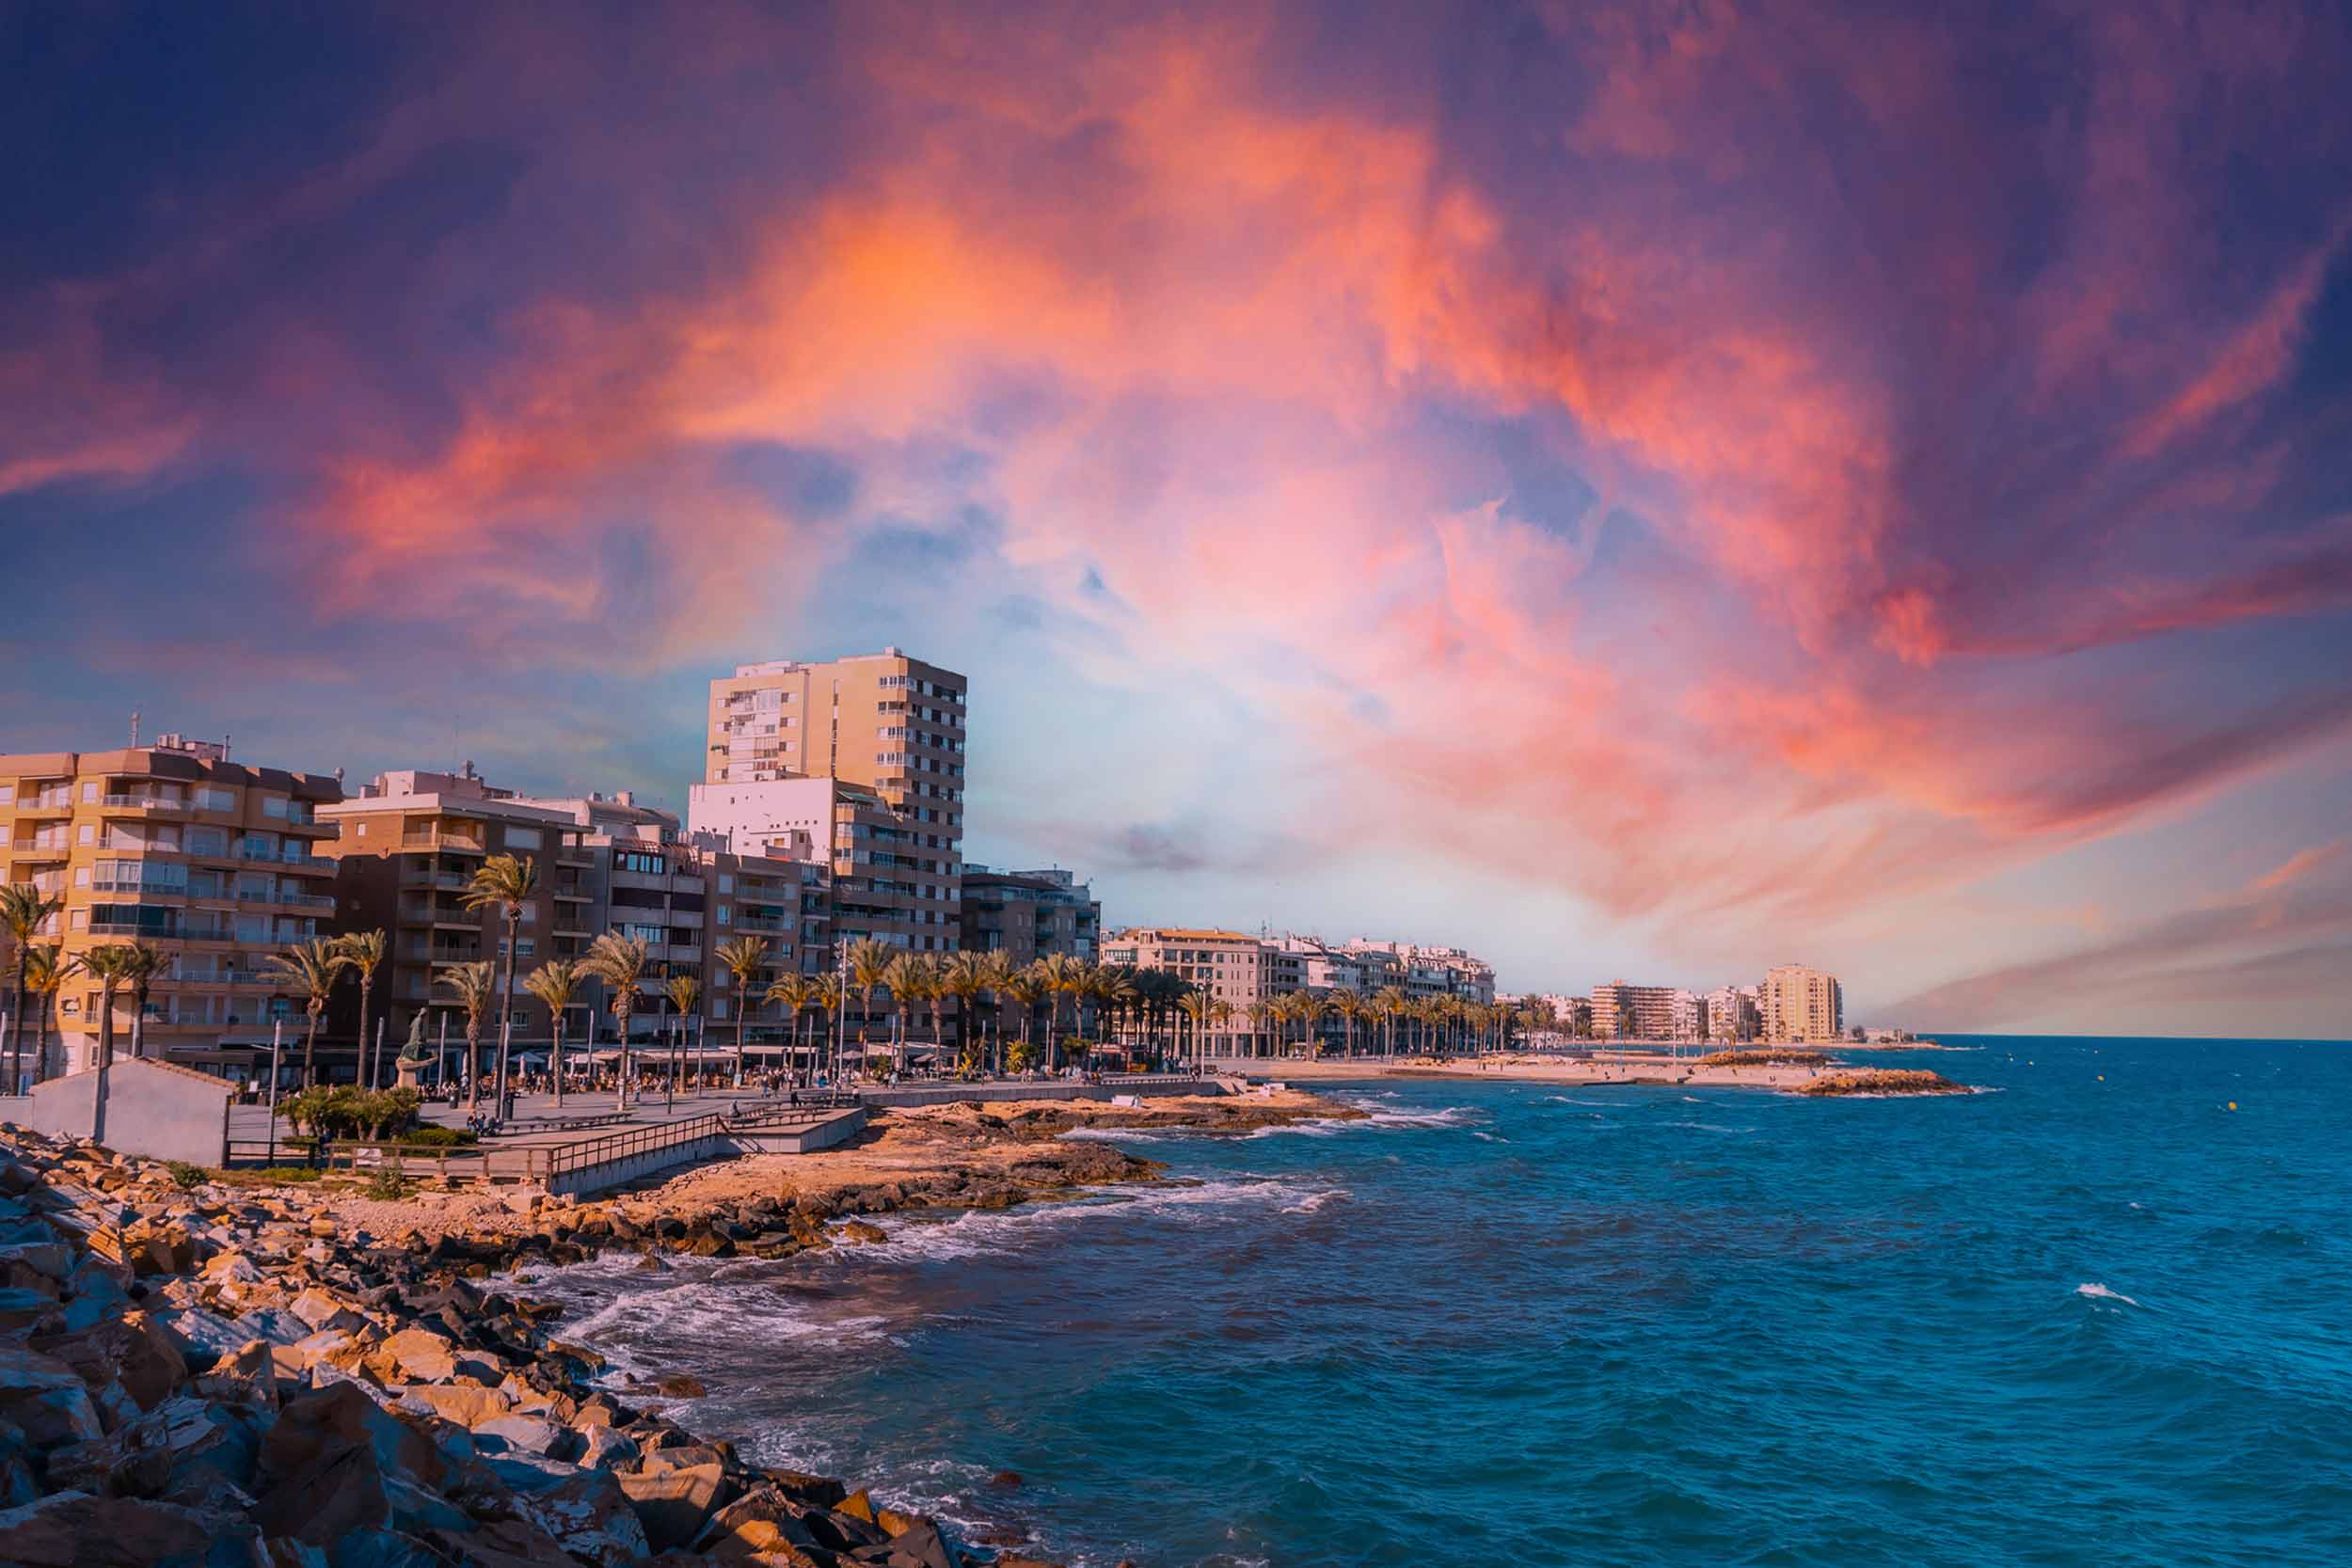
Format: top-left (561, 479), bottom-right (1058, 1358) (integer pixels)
top-left (1280, 1188), bottom-right (1349, 1214)
top-left (873, 1177), bottom-right (1310, 1261)
top-left (1470, 1130), bottom-right (1507, 1143)
top-left (2076, 1282), bottom-right (2142, 1307)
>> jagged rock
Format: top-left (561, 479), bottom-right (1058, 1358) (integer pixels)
top-left (655, 1373), bottom-right (707, 1398)
top-left (191, 1339), bottom-right (280, 1409)
top-left (619, 1460), bottom-right (741, 1551)
top-left (835, 1221), bottom-right (888, 1245)
top-left (288, 1289), bottom-right (367, 1335)
top-left (0, 1490), bottom-right (238, 1568)
top-left (473, 1414), bottom-right (581, 1461)
top-left (373, 1328), bottom-right (461, 1384)
top-left (0, 1347), bottom-right (104, 1449)
top-left (392, 1382), bottom-right (509, 1429)
top-left (578, 1424), bottom-right (640, 1471)
top-left (505, 1462), bottom-right (649, 1566)
top-left (884, 1516), bottom-right (964, 1568)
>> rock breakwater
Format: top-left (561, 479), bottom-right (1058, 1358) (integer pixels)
top-left (0, 1124), bottom-right (1087, 1568)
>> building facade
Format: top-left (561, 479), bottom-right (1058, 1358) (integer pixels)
top-left (1099, 928), bottom-right (1270, 1053)
top-left (700, 649), bottom-right (966, 956)
top-left (0, 736), bottom-right (342, 1081)
top-left (1761, 964), bottom-right (1843, 1042)
top-left (960, 865), bottom-right (1100, 965)
top-left (325, 769), bottom-right (836, 1068)
top-left (1589, 980), bottom-right (1678, 1040)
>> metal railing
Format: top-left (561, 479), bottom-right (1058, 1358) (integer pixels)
top-left (537, 1114), bottom-right (731, 1182)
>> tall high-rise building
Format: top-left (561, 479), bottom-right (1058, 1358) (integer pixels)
top-left (1761, 964), bottom-right (1843, 1042)
top-left (0, 735), bottom-right (342, 1083)
top-left (697, 649), bottom-right (967, 956)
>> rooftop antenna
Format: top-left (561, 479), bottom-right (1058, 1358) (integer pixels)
top-left (129, 708), bottom-right (140, 748)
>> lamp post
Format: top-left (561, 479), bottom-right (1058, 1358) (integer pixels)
top-left (833, 942), bottom-right (849, 1088)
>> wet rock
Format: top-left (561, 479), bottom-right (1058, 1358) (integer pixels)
top-left (473, 1413), bottom-right (582, 1462)
top-left (656, 1373), bottom-right (707, 1398)
top-left (987, 1469), bottom-right (1024, 1488)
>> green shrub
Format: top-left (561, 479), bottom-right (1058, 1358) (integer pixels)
top-left (363, 1164), bottom-right (413, 1200)
top-left (394, 1127), bottom-right (477, 1148)
top-left (248, 1165), bottom-right (325, 1184)
top-left (279, 1086), bottom-right (426, 1141)
top-left (165, 1160), bottom-right (209, 1190)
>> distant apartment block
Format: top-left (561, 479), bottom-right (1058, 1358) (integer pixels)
top-left (960, 865), bottom-right (1100, 966)
top-left (1762, 964), bottom-right (1843, 1042)
top-left (1100, 928), bottom-right (1270, 1053)
top-left (0, 735), bottom-right (342, 1080)
top-left (1590, 980), bottom-right (1677, 1039)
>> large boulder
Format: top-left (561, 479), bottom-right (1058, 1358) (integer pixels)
top-left (0, 1346), bottom-right (104, 1449)
top-left (251, 1384), bottom-right (465, 1561)
top-left (506, 1462), bottom-right (650, 1566)
top-left (473, 1414), bottom-right (581, 1462)
top-left (618, 1461), bottom-right (742, 1552)
top-left (0, 1491), bottom-right (224, 1568)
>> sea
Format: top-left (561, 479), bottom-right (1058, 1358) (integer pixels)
top-left (521, 1037), bottom-right (2352, 1567)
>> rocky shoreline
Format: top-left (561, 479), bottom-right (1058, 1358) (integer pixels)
top-left (0, 1090), bottom-right (1359, 1567)
top-left (1790, 1069), bottom-right (1971, 1097)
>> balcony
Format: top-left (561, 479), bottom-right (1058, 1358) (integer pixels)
top-left (399, 868), bottom-right (471, 891)
top-left (10, 833), bottom-right (71, 856)
top-left (278, 852), bottom-right (333, 874)
top-left (401, 828), bottom-right (485, 854)
top-left (556, 849), bottom-right (596, 869)
top-left (277, 891), bottom-right (336, 911)
top-left (101, 793), bottom-right (187, 813)
top-left (13, 792), bottom-right (72, 816)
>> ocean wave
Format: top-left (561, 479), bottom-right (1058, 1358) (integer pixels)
top-left (2075, 1282), bottom-right (2142, 1307)
top-left (874, 1177), bottom-right (1311, 1261)
top-left (1280, 1189), bottom-right (1350, 1215)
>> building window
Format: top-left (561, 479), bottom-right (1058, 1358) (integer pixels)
top-left (262, 796), bottom-right (289, 818)
top-left (505, 826), bottom-right (543, 849)
top-left (715, 904), bottom-right (732, 925)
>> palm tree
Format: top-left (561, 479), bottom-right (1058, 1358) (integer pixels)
top-left (1329, 986), bottom-right (1363, 1058)
top-left (2, 884), bottom-right (62, 1093)
top-left (882, 953), bottom-right (929, 1068)
top-left (1035, 954), bottom-right (1088, 1070)
top-left (437, 960), bottom-right (499, 1113)
top-left (121, 942), bottom-right (163, 1062)
top-left (1177, 991), bottom-right (1215, 1068)
top-left (1248, 998), bottom-right (1275, 1058)
top-left (846, 938), bottom-right (897, 1060)
top-left (523, 958), bottom-right (584, 1107)
top-left (1098, 968), bottom-right (1140, 1062)
top-left (335, 929), bottom-right (388, 1086)
top-left (460, 853), bottom-right (538, 1109)
top-left (22, 944), bottom-right (69, 1087)
top-left (1375, 986), bottom-right (1407, 1058)
top-left (1000, 968), bottom-right (1047, 1067)
top-left (663, 973), bottom-right (701, 1102)
top-left (75, 943), bottom-right (146, 1146)
top-left (261, 938), bottom-right (352, 1088)
top-left (977, 951), bottom-right (1016, 1071)
top-left (765, 972), bottom-right (817, 1074)
top-left (938, 953), bottom-right (984, 1065)
top-left (582, 931), bottom-right (650, 1110)
top-left (811, 974), bottom-right (843, 1077)
top-left (715, 935), bottom-right (771, 1087)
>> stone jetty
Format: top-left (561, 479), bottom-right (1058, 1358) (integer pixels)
top-left (0, 1126), bottom-right (1082, 1568)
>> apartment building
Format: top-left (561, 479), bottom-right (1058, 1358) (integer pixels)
top-left (0, 736), bottom-right (342, 1081)
top-left (1706, 985), bottom-right (1760, 1042)
top-left (1761, 964), bottom-right (1844, 1042)
top-left (1589, 980), bottom-right (1678, 1040)
top-left (960, 865), bottom-right (1101, 965)
top-left (701, 649), bottom-right (966, 955)
top-left (320, 768), bottom-right (572, 1069)
top-left (1100, 928), bottom-right (1270, 1053)
top-left (1668, 989), bottom-right (1707, 1042)
top-left (689, 777), bottom-right (956, 954)
top-left (325, 770), bottom-right (835, 1065)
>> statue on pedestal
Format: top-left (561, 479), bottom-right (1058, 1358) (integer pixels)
top-left (394, 1013), bottom-right (434, 1091)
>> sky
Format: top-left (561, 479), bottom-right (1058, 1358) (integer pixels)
top-left (5, 2), bottom-right (2351, 1037)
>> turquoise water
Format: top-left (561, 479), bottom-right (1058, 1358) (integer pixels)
top-left (532, 1037), bottom-right (2352, 1566)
